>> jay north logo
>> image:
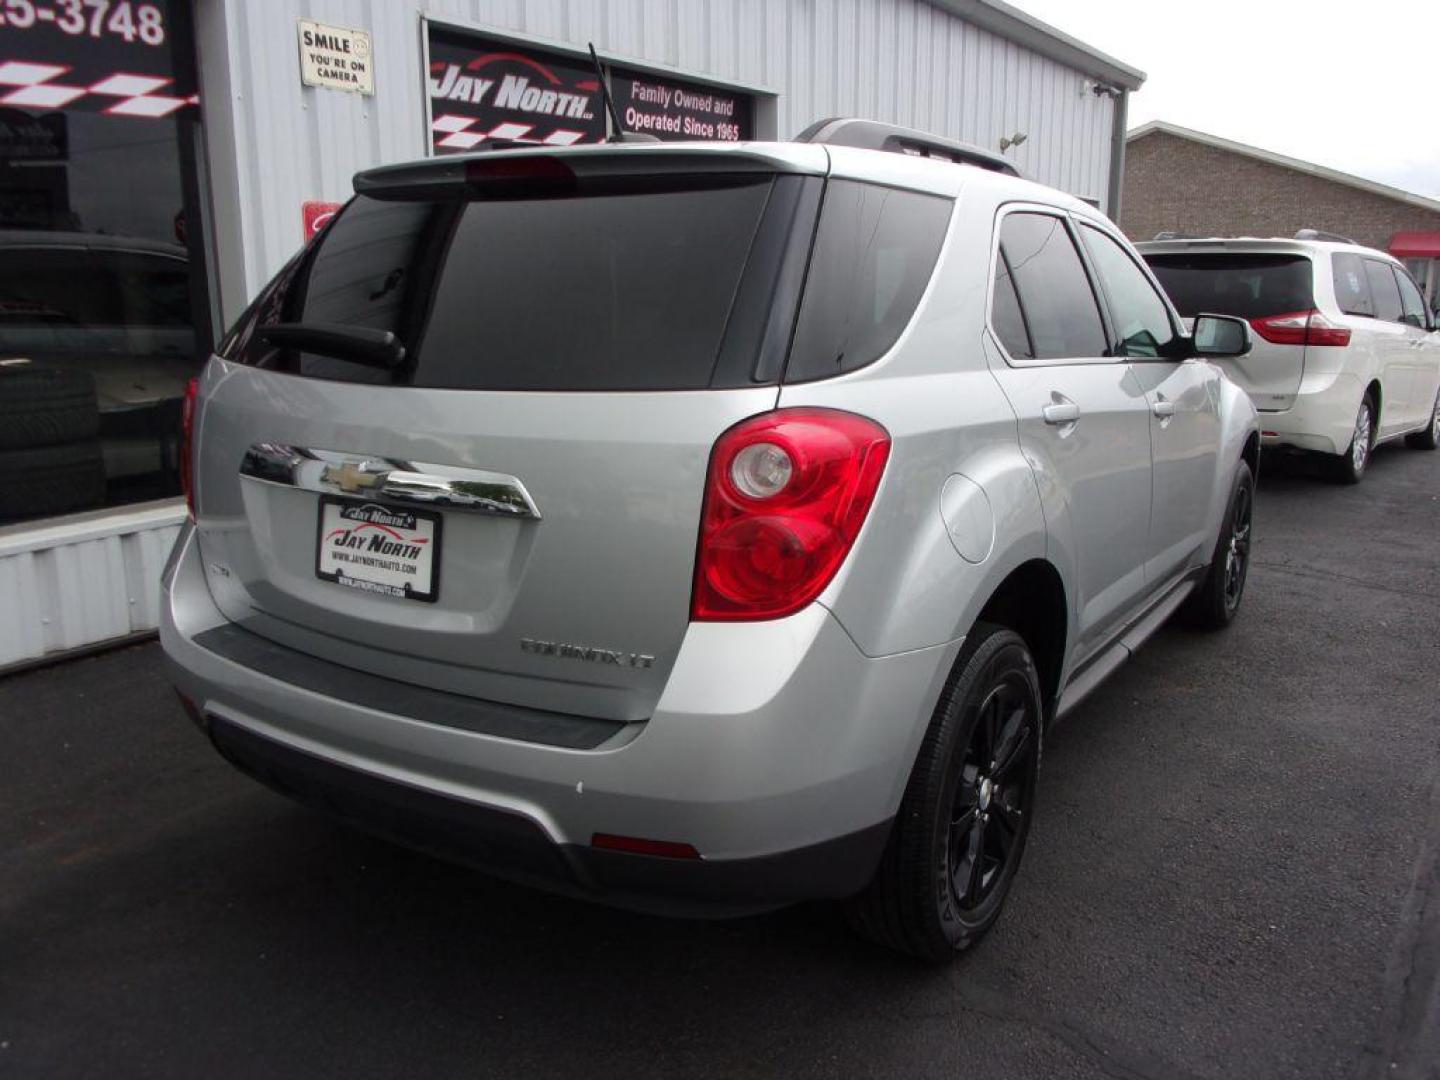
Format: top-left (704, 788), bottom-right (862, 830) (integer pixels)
top-left (429, 61), bottom-right (596, 121)
top-left (329, 503), bottom-right (427, 560)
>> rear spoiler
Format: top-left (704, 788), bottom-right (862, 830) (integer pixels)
top-left (354, 146), bottom-right (825, 198)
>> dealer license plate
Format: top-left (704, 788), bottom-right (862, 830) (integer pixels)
top-left (315, 497), bottom-right (441, 603)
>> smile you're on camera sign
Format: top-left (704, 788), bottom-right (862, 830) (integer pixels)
top-left (297, 19), bottom-right (374, 95)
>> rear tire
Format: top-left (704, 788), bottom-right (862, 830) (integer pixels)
top-left (1181, 461), bottom-right (1253, 630)
top-left (845, 623), bottom-right (1042, 964)
top-left (0, 366), bottom-right (99, 450)
top-left (1330, 393), bottom-right (1375, 484)
top-left (1404, 390), bottom-right (1439, 451)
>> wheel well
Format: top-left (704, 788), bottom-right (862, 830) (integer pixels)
top-left (1366, 379), bottom-right (1382, 420)
top-left (974, 560), bottom-right (1066, 718)
top-left (1242, 430), bottom-right (1259, 477)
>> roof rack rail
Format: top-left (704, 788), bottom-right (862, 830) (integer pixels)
top-left (794, 117), bottom-right (1020, 177)
top-left (1152, 231), bottom-right (1201, 240)
top-left (1294, 228), bottom-right (1356, 244)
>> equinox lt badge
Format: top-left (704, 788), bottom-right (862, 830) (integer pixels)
top-left (520, 638), bottom-right (656, 669)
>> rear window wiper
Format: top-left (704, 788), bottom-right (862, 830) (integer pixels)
top-left (259, 322), bottom-right (405, 370)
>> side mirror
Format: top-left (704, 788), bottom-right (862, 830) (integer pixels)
top-left (1191, 313), bottom-right (1252, 358)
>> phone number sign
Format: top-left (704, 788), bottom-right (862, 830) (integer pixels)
top-left (0, 0), bottom-right (190, 117)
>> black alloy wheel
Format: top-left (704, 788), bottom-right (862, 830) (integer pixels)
top-left (1180, 460), bottom-right (1254, 630)
top-left (846, 623), bottom-right (1043, 963)
top-left (944, 670), bottom-right (1039, 918)
top-left (1221, 474), bottom-right (1252, 617)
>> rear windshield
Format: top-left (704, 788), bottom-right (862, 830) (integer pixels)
top-left (1144, 253), bottom-right (1314, 319)
top-left (230, 174), bottom-right (799, 391)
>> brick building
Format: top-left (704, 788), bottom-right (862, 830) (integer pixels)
top-left (1121, 121), bottom-right (1440, 302)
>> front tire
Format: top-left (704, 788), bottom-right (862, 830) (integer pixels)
top-left (1331, 393), bottom-right (1375, 483)
top-left (846, 623), bottom-right (1042, 963)
top-left (1181, 460), bottom-right (1254, 630)
top-left (1404, 390), bottom-right (1439, 451)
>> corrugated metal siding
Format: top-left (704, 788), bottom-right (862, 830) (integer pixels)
top-left (204, 0), bottom-right (1114, 311)
top-left (0, 504), bottom-right (185, 670)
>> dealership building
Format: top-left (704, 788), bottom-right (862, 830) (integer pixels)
top-left (0, 0), bottom-right (1142, 669)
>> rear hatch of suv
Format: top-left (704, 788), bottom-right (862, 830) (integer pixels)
top-left (1143, 247), bottom-right (1316, 411)
top-left (192, 148), bottom-right (829, 724)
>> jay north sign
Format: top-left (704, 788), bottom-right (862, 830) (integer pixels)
top-left (425, 24), bottom-right (754, 153)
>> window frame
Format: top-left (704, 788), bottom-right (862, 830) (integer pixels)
top-left (983, 202), bottom-right (1117, 369)
top-left (1073, 218), bottom-right (1187, 362)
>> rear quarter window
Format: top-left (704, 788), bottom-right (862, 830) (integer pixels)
top-left (1144, 253), bottom-right (1314, 319)
top-left (783, 181), bottom-right (951, 383)
top-left (1331, 253), bottom-right (1374, 317)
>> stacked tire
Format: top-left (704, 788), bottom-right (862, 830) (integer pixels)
top-left (0, 365), bottom-right (106, 522)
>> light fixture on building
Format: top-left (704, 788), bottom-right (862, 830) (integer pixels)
top-left (999, 132), bottom-right (1027, 153)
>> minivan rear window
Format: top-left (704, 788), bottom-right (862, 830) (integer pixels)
top-left (1144, 253), bottom-right (1313, 319)
top-left (230, 174), bottom-right (801, 391)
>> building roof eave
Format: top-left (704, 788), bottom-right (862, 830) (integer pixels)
top-left (1127, 120), bottom-right (1440, 216)
top-left (927, 0), bottom-right (1146, 91)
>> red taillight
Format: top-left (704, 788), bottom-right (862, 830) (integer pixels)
top-left (691, 408), bottom-right (891, 622)
top-left (1249, 309), bottom-right (1351, 347)
top-left (180, 376), bottom-right (198, 517)
top-left (591, 833), bottom-right (701, 860)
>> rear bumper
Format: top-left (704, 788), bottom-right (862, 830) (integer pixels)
top-left (1255, 370), bottom-right (1363, 455)
top-left (161, 523), bottom-right (957, 915)
top-left (201, 713), bottom-right (891, 917)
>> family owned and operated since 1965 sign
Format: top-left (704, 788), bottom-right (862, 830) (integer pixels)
top-left (297, 19), bottom-right (373, 95)
top-left (425, 24), bottom-right (753, 154)
top-left (610, 71), bottom-right (752, 142)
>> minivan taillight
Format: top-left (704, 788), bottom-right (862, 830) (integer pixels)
top-left (1249, 309), bottom-right (1351, 347)
top-left (180, 376), bottom-right (198, 517)
top-left (692, 409), bottom-right (890, 621)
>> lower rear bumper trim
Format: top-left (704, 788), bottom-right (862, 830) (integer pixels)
top-left (205, 713), bottom-right (892, 917)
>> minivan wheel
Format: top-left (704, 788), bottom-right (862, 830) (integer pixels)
top-left (1180, 460), bottom-right (1253, 630)
top-left (1404, 390), bottom-right (1439, 451)
top-left (845, 623), bottom-right (1042, 964)
top-left (1331, 394), bottom-right (1375, 483)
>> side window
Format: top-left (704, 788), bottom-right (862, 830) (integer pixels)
top-left (1078, 224), bottom-right (1178, 358)
top-left (1363, 259), bottom-right (1404, 323)
top-left (1331, 253), bottom-right (1374, 317)
top-left (994, 212), bottom-right (1107, 361)
top-left (1394, 267), bottom-right (1429, 329)
top-left (991, 250), bottom-right (1034, 359)
top-left (785, 181), bottom-right (952, 383)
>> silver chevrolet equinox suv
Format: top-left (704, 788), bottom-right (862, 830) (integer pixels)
top-left (162, 120), bottom-right (1260, 962)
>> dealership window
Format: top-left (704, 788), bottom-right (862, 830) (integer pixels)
top-left (0, 0), bottom-right (209, 526)
top-left (424, 22), bottom-right (754, 155)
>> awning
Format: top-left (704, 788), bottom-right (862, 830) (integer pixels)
top-left (1389, 232), bottom-right (1440, 258)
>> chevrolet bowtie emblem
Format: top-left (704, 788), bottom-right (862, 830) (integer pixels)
top-left (321, 461), bottom-right (385, 494)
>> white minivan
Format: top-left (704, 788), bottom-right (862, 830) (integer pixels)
top-left (1139, 235), bottom-right (1440, 482)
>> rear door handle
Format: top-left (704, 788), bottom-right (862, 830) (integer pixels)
top-left (1042, 400), bottom-right (1081, 425)
top-left (1152, 399), bottom-right (1176, 418)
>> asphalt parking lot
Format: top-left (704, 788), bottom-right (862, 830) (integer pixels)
top-left (3, 444), bottom-right (1438, 1080)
